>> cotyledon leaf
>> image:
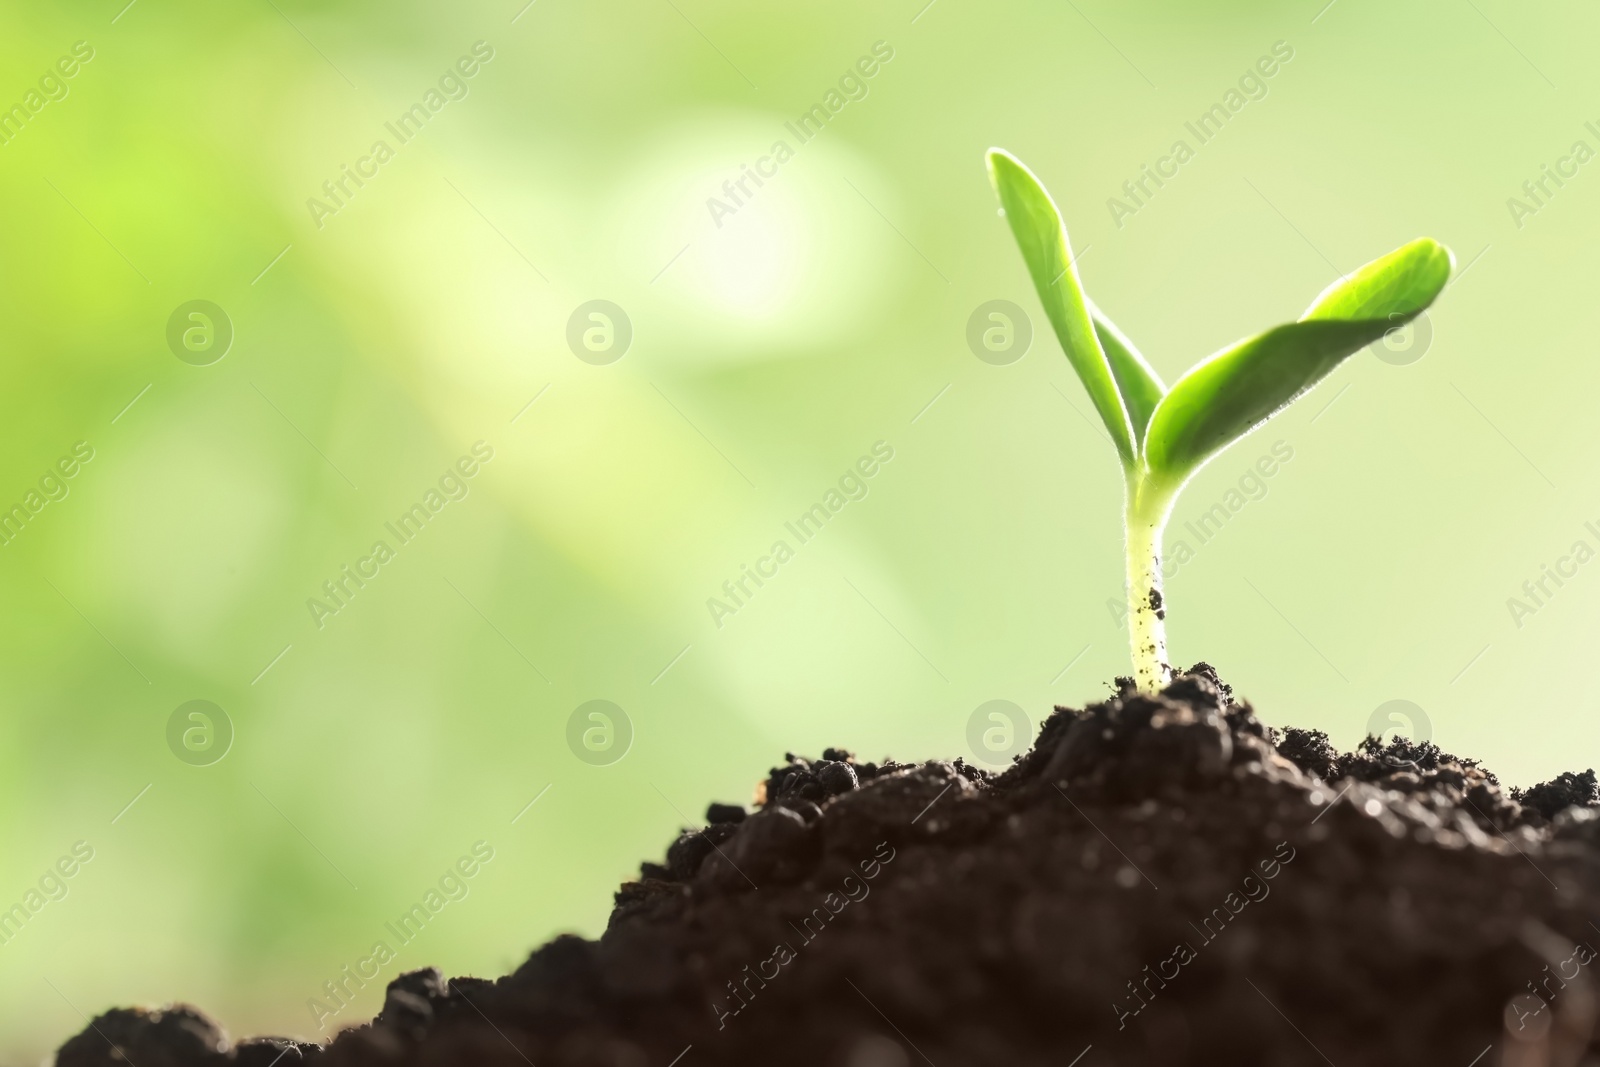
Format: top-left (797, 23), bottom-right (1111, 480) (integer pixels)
top-left (1142, 238), bottom-right (1453, 488)
top-left (1090, 303), bottom-right (1166, 451)
top-left (1302, 237), bottom-right (1455, 323)
top-left (987, 148), bottom-right (1135, 467)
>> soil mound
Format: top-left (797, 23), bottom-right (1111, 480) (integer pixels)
top-left (57, 667), bottom-right (1600, 1066)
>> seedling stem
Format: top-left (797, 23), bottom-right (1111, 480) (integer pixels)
top-left (1124, 478), bottom-right (1176, 691)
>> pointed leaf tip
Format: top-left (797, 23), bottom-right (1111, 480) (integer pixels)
top-left (1301, 237), bottom-right (1454, 323)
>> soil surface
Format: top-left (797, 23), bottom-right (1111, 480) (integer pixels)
top-left (57, 666), bottom-right (1600, 1066)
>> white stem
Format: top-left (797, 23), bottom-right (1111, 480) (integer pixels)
top-left (1124, 480), bottom-right (1175, 693)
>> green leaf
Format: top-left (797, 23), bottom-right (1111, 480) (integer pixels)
top-left (987, 148), bottom-right (1135, 466)
top-left (1142, 238), bottom-right (1453, 487)
top-left (1301, 237), bottom-right (1454, 323)
top-left (1090, 303), bottom-right (1166, 450)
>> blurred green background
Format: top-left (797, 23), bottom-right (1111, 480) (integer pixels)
top-left (1, 0), bottom-right (1596, 1057)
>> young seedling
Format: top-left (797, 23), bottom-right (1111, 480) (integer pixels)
top-left (987, 149), bottom-right (1452, 693)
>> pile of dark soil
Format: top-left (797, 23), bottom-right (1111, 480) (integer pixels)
top-left (58, 667), bottom-right (1600, 1066)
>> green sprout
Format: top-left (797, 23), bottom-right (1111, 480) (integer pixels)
top-left (986, 149), bottom-right (1453, 693)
